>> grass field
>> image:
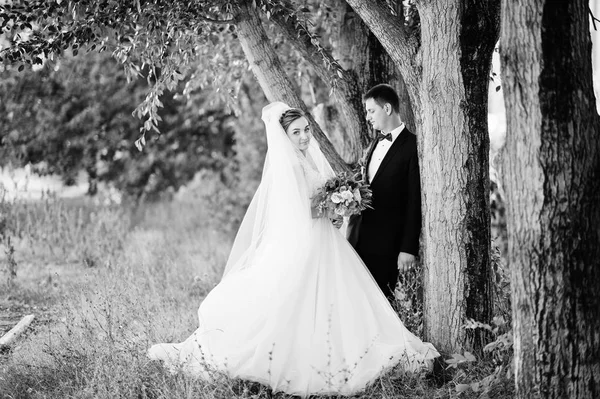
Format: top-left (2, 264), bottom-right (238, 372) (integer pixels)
top-left (0, 178), bottom-right (514, 399)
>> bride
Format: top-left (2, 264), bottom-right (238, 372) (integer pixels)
top-left (148, 102), bottom-right (439, 397)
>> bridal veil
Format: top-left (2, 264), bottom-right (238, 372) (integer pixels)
top-left (222, 102), bottom-right (335, 278)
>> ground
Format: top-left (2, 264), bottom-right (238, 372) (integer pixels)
top-left (0, 188), bottom-right (514, 399)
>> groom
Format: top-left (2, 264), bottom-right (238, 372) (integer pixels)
top-left (347, 84), bottom-right (421, 301)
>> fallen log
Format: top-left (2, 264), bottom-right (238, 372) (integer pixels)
top-left (0, 314), bottom-right (35, 347)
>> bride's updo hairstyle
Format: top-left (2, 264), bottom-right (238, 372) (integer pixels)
top-left (279, 108), bottom-right (305, 133)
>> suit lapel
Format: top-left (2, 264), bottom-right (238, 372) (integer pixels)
top-left (370, 127), bottom-right (410, 185)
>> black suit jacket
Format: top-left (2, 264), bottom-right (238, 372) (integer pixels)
top-left (347, 127), bottom-right (422, 259)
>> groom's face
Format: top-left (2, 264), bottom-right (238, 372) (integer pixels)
top-left (364, 98), bottom-right (388, 132)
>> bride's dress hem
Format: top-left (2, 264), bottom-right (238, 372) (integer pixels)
top-left (148, 341), bottom-right (437, 398)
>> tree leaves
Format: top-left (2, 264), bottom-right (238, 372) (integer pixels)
top-left (0, 0), bottom-right (344, 139)
top-left (134, 134), bottom-right (146, 152)
top-left (445, 351), bottom-right (476, 369)
top-left (0, 0), bottom-right (244, 134)
top-left (0, 51), bottom-right (238, 199)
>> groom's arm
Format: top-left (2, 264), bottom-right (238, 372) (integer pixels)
top-left (346, 214), bottom-right (361, 247)
top-left (400, 143), bottom-right (422, 256)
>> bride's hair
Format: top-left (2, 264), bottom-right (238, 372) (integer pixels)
top-left (279, 108), bottom-right (304, 132)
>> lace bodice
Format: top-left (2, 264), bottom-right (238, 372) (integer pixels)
top-left (299, 154), bottom-right (327, 195)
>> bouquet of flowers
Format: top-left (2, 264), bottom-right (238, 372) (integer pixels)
top-left (311, 171), bottom-right (373, 218)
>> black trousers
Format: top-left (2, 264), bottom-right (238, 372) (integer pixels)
top-left (357, 252), bottom-right (399, 302)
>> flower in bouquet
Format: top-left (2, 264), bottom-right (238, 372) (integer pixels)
top-left (312, 172), bottom-right (373, 219)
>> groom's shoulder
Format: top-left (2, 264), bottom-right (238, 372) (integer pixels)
top-left (400, 128), bottom-right (418, 157)
top-left (403, 126), bottom-right (415, 136)
top-left (401, 127), bottom-right (417, 144)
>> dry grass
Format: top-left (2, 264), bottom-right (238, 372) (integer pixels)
top-left (0, 178), bottom-right (514, 399)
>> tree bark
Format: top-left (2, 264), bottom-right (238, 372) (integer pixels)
top-left (0, 315), bottom-right (34, 348)
top-left (333, 1), bottom-right (416, 132)
top-left (501, 1), bottom-right (600, 397)
top-left (593, 2), bottom-right (600, 67)
top-left (418, 0), bottom-right (497, 352)
top-left (235, 1), bottom-right (348, 173)
top-left (264, 1), bottom-right (417, 161)
top-left (343, 0), bottom-right (422, 120)
top-left (346, 0), bottom-right (499, 352)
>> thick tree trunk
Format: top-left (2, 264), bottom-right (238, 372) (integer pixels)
top-left (418, 0), bottom-right (497, 352)
top-left (501, 1), bottom-right (600, 398)
top-left (346, 0), bottom-right (498, 352)
top-left (235, 1), bottom-right (348, 173)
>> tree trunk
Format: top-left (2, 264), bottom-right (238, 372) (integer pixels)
top-left (592, 0), bottom-right (600, 114)
top-left (268, 2), bottom-right (367, 162)
top-left (355, 2), bottom-right (416, 133)
top-left (334, 1), bottom-right (416, 133)
top-left (418, 0), bottom-right (497, 352)
top-left (267, 1), bottom-right (416, 162)
top-left (346, 0), bottom-right (499, 352)
top-left (343, 0), bottom-right (422, 120)
top-left (501, 1), bottom-right (600, 397)
top-left (235, 1), bottom-right (348, 173)
top-left (391, 70), bottom-right (416, 133)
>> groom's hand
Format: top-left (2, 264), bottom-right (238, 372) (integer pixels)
top-left (397, 252), bottom-right (416, 272)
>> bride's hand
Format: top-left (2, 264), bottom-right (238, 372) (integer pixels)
top-left (311, 206), bottom-right (322, 219)
top-left (331, 217), bottom-right (343, 229)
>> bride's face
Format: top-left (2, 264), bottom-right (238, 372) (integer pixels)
top-left (285, 116), bottom-right (311, 152)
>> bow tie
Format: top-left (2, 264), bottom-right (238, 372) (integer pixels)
top-left (377, 132), bottom-right (392, 142)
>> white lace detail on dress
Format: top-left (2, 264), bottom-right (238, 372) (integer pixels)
top-left (298, 153), bottom-right (327, 195)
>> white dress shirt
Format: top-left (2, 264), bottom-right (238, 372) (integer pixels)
top-left (367, 124), bottom-right (405, 183)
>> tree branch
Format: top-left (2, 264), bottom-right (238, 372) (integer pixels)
top-left (267, 2), bottom-right (371, 153)
top-left (236, 0), bottom-right (349, 172)
top-left (0, 315), bottom-right (35, 348)
top-left (344, 0), bottom-right (421, 108)
top-left (265, 2), bottom-right (342, 83)
top-left (591, 7), bottom-right (600, 31)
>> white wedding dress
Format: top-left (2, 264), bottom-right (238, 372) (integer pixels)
top-left (148, 102), bottom-right (438, 397)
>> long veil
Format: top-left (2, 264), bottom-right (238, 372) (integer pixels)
top-left (221, 102), bottom-right (335, 279)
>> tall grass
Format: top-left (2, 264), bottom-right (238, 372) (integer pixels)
top-left (0, 187), bottom-right (130, 269)
top-left (0, 174), bottom-right (514, 399)
top-left (1, 173), bottom-right (247, 398)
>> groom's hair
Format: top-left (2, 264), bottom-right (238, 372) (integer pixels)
top-left (363, 84), bottom-right (400, 114)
